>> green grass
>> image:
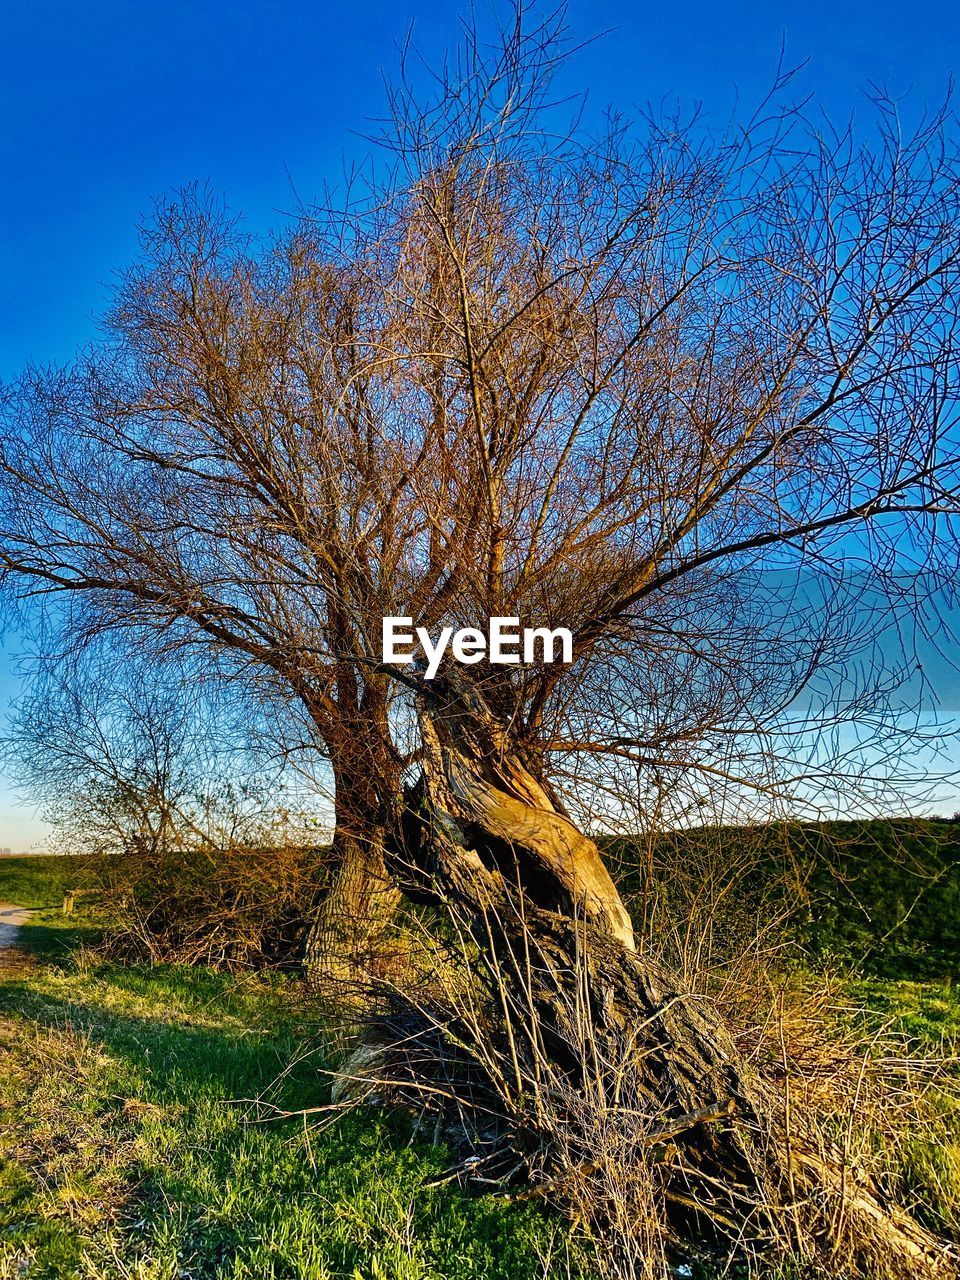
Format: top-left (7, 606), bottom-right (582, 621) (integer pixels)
top-left (0, 853), bottom-right (101, 963)
top-left (0, 853), bottom-right (81, 910)
top-left (0, 911), bottom-right (592, 1280)
top-left (845, 977), bottom-right (960, 1045)
top-left (832, 976), bottom-right (960, 1240)
top-left (2, 854), bottom-right (960, 1278)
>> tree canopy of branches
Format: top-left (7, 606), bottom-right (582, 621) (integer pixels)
top-left (2, 7), bottom-right (960, 1273)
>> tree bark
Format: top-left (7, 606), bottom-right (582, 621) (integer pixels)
top-left (301, 673), bottom-right (402, 990)
top-left (303, 828), bottom-right (400, 991)
top-left (408, 674), bottom-right (635, 948)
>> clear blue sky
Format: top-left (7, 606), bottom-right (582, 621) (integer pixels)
top-left (1, 0), bottom-right (959, 845)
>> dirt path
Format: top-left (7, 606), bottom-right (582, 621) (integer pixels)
top-left (0, 901), bottom-right (34, 974)
top-left (0, 902), bottom-right (32, 945)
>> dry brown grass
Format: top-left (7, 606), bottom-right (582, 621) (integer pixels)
top-left (316, 901), bottom-right (960, 1280)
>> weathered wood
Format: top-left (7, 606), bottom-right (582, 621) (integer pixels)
top-left (416, 675), bottom-right (635, 949)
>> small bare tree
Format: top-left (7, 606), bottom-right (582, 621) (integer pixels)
top-left (6, 652), bottom-right (327, 965)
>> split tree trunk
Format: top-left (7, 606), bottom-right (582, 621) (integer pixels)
top-left (378, 674), bottom-right (955, 1278)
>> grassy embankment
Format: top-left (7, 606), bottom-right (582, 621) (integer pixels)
top-left (0, 858), bottom-right (589, 1280)
top-left (1, 845), bottom-right (959, 1278)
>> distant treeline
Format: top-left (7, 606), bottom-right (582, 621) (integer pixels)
top-left (610, 818), bottom-right (960, 979)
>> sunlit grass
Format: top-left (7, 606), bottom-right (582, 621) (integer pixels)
top-left (2, 856), bottom-right (959, 1278)
top-left (0, 918), bottom-right (591, 1280)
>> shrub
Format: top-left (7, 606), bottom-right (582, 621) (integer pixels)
top-left (91, 836), bottom-right (334, 969)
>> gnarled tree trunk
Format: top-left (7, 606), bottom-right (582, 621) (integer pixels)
top-left (374, 675), bottom-right (955, 1278)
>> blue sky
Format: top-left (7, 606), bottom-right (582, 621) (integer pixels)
top-left (1, 0), bottom-right (959, 844)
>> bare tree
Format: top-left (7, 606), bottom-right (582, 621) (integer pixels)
top-left (1, 6), bottom-right (960, 1269)
top-left (5, 650), bottom-right (327, 965)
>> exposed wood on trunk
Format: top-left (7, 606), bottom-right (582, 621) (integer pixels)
top-left (416, 675), bottom-right (635, 950)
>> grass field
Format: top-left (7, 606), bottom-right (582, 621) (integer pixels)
top-left (0, 862), bottom-right (592, 1280)
top-left (0, 857), bottom-right (958, 1279)
top-left (0, 855), bottom-right (79, 911)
